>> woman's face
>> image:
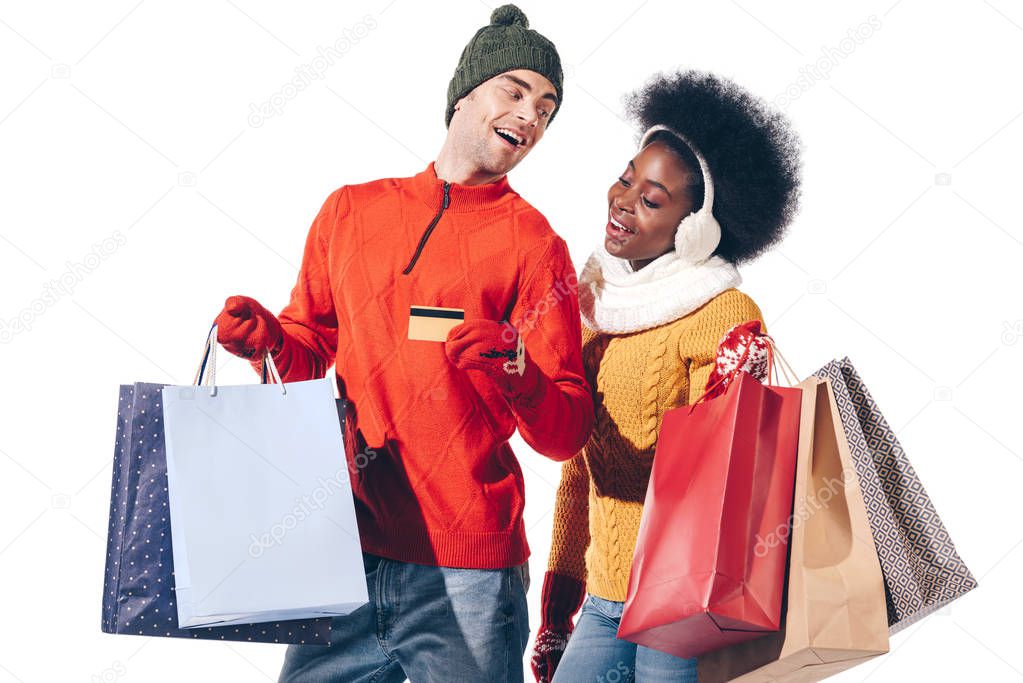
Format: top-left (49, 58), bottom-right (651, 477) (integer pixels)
top-left (605, 141), bottom-right (698, 270)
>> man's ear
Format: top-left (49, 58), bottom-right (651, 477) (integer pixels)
top-left (456, 90), bottom-right (476, 111)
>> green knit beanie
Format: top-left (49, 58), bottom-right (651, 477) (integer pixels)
top-left (445, 4), bottom-right (563, 127)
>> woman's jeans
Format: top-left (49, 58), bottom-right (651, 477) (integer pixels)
top-left (553, 594), bottom-right (697, 683)
top-left (278, 553), bottom-right (530, 682)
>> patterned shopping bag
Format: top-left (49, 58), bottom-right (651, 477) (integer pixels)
top-left (814, 357), bottom-right (977, 633)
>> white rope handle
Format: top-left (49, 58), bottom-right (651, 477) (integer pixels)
top-left (192, 323), bottom-right (286, 396)
top-left (261, 348), bottom-right (286, 395)
top-left (765, 335), bottom-right (800, 386)
top-left (192, 324), bottom-right (219, 395)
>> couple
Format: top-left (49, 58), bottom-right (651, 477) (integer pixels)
top-left (214, 5), bottom-right (800, 682)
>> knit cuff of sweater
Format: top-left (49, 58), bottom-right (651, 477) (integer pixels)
top-left (538, 571), bottom-right (586, 632)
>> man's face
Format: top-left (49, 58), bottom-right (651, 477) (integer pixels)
top-left (448, 69), bottom-right (559, 177)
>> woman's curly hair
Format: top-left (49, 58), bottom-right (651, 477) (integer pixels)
top-left (624, 70), bottom-right (802, 264)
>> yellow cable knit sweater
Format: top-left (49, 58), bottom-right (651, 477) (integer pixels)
top-left (546, 287), bottom-right (765, 601)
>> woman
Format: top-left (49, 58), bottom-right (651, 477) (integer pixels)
top-left (530, 71), bottom-right (802, 682)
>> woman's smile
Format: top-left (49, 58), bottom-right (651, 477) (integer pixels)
top-left (606, 211), bottom-right (637, 243)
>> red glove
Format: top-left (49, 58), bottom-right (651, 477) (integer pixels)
top-left (444, 319), bottom-right (544, 407)
top-left (530, 572), bottom-right (586, 683)
top-left (214, 295), bottom-right (283, 360)
top-left (703, 319), bottom-right (771, 399)
top-left (445, 318), bottom-right (588, 461)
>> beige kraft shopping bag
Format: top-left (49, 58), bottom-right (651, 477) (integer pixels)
top-left (698, 376), bottom-right (890, 682)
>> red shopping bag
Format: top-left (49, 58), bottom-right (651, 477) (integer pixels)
top-left (618, 370), bottom-right (801, 659)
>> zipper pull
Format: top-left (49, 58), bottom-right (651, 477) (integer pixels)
top-left (401, 181), bottom-right (453, 275)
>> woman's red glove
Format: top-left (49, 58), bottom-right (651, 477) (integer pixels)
top-left (214, 295), bottom-right (283, 360)
top-left (530, 571), bottom-right (586, 683)
top-left (703, 319), bottom-right (771, 399)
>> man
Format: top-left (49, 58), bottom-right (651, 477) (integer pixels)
top-left (214, 5), bottom-right (593, 681)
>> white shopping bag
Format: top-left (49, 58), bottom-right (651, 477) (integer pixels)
top-left (161, 324), bottom-right (368, 628)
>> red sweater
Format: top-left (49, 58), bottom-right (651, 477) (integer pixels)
top-left (261, 164), bottom-right (593, 569)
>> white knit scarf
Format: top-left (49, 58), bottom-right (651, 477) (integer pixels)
top-left (578, 247), bottom-right (740, 334)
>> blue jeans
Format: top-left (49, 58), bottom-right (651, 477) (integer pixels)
top-left (278, 554), bottom-right (530, 682)
top-left (553, 595), bottom-right (697, 683)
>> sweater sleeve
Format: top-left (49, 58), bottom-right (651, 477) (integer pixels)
top-left (681, 290), bottom-right (766, 405)
top-left (250, 188), bottom-right (345, 382)
top-left (508, 236), bottom-right (594, 461)
top-left (546, 450), bottom-right (591, 581)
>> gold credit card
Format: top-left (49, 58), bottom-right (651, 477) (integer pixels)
top-left (408, 306), bottom-right (465, 342)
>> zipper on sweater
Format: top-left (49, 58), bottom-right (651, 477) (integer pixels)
top-left (402, 181), bottom-right (451, 275)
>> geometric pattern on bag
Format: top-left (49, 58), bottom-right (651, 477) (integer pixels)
top-left (815, 358), bottom-right (978, 634)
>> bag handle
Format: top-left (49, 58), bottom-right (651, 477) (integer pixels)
top-left (686, 332), bottom-right (800, 414)
top-left (763, 334), bottom-right (799, 386)
top-left (192, 323), bottom-right (285, 396)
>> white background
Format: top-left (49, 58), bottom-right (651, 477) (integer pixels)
top-left (1, 0), bottom-right (1020, 681)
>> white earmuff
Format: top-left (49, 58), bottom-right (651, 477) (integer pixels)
top-left (639, 124), bottom-right (721, 265)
